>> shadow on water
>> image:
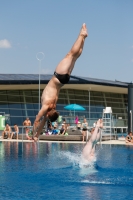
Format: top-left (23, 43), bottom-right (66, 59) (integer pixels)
top-left (0, 142), bottom-right (133, 200)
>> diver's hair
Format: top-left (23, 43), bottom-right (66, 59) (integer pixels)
top-left (48, 109), bottom-right (59, 122)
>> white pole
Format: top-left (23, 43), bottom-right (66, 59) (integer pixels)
top-left (39, 60), bottom-right (41, 111)
top-left (130, 110), bottom-right (132, 132)
top-left (36, 52), bottom-right (44, 111)
top-left (89, 90), bottom-right (90, 124)
top-left (88, 88), bottom-right (91, 125)
top-left (74, 109), bottom-right (75, 126)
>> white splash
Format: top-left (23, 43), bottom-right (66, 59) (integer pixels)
top-left (58, 151), bottom-right (81, 166)
top-left (81, 180), bottom-right (112, 185)
top-left (57, 151), bottom-right (98, 176)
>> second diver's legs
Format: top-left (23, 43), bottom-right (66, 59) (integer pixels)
top-left (82, 127), bottom-right (99, 160)
top-left (55, 23), bottom-right (88, 76)
top-left (82, 119), bottom-right (102, 161)
top-left (89, 128), bottom-right (102, 156)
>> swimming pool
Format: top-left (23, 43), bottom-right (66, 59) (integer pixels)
top-left (0, 141), bottom-right (133, 200)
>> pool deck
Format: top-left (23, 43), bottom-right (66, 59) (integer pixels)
top-left (0, 138), bottom-right (133, 145)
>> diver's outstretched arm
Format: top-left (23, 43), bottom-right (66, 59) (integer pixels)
top-left (32, 117), bottom-right (47, 141)
top-left (32, 105), bottom-right (48, 136)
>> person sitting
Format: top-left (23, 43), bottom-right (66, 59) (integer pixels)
top-left (77, 120), bottom-right (81, 130)
top-left (59, 124), bottom-right (66, 135)
top-left (47, 124), bottom-right (53, 135)
top-left (125, 132), bottom-right (133, 143)
top-left (11, 124), bottom-right (19, 140)
top-left (25, 127), bottom-right (33, 140)
top-left (62, 119), bottom-right (68, 130)
top-left (62, 118), bottom-right (66, 124)
top-left (67, 124), bottom-right (70, 130)
top-left (52, 121), bottom-right (58, 128)
top-left (2, 124), bottom-right (12, 139)
top-left (52, 123), bottom-right (59, 135)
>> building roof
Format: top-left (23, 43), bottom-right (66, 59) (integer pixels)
top-left (0, 74), bottom-right (129, 88)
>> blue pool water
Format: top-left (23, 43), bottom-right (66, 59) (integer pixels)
top-left (0, 141), bottom-right (133, 200)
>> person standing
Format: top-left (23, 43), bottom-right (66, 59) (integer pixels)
top-left (23, 117), bottom-right (31, 127)
top-left (82, 118), bottom-right (88, 142)
top-left (23, 117), bottom-right (32, 134)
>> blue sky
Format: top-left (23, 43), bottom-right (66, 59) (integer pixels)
top-left (0, 0), bottom-right (133, 82)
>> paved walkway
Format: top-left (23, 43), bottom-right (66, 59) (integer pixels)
top-left (100, 140), bottom-right (125, 145)
top-left (0, 138), bottom-right (133, 145)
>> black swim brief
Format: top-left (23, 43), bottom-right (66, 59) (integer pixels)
top-left (54, 71), bottom-right (70, 84)
top-left (83, 128), bottom-right (87, 131)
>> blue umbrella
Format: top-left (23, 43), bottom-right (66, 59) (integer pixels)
top-left (64, 104), bottom-right (85, 120)
top-left (64, 104), bottom-right (85, 111)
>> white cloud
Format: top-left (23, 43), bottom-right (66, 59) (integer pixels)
top-left (131, 59), bottom-right (133, 63)
top-left (131, 45), bottom-right (133, 49)
top-left (0, 39), bottom-right (11, 48)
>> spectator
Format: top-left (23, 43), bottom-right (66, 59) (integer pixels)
top-left (75, 116), bottom-right (79, 125)
top-left (2, 124), bottom-right (12, 139)
top-left (77, 120), bottom-right (81, 130)
top-left (82, 118), bottom-right (88, 142)
top-left (11, 124), bottom-right (19, 140)
top-left (59, 124), bottom-right (66, 135)
top-left (125, 132), bottom-right (133, 143)
top-left (67, 124), bottom-right (70, 130)
top-left (63, 118), bottom-right (66, 124)
top-left (23, 117), bottom-right (31, 127)
top-left (47, 124), bottom-right (53, 135)
top-left (23, 117), bottom-right (32, 134)
top-left (52, 123), bottom-right (59, 135)
top-left (62, 118), bottom-right (68, 130)
top-left (93, 121), bottom-right (97, 128)
top-left (52, 121), bottom-right (58, 128)
top-left (25, 127), bottom-right (33, 140)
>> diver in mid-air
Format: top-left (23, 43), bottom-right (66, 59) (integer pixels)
top-left (32, 23), bottom-right (88, 141)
